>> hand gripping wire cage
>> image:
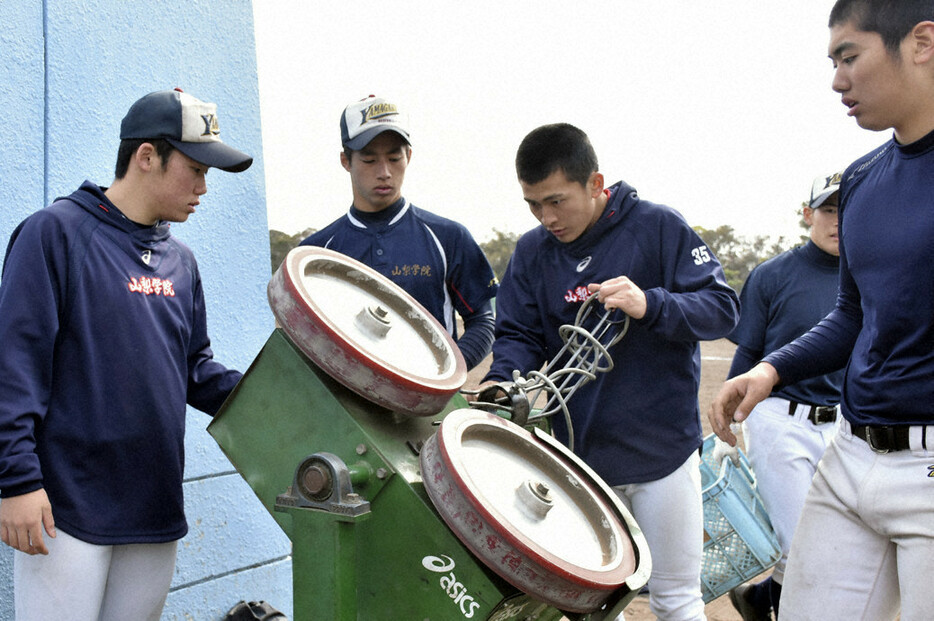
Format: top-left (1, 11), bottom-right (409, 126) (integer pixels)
top-left (699, 434), bottom-right (781, 602)
top-left (469, 295), bottom-right (630, 450)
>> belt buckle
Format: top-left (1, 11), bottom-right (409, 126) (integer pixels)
top-left (865, 426), bottom-right (893, 454)
top-left (812, 406), bottom-right (837, 425)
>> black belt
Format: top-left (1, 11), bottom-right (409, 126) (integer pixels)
top-left (787, 401), bottom-right (838, 425)
top-left (851, 424), bottom-right (911, 453)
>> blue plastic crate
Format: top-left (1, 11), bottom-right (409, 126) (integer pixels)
top-left (699, 434), bottom-right (781, 603)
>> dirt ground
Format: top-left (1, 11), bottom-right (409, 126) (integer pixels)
top-left (468, 338), bottom-right (749, 620)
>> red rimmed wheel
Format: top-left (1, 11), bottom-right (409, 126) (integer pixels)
top-left (420, 409), bottom-right (637, 613)
top-left (268, 246), bottom-right (467, 416)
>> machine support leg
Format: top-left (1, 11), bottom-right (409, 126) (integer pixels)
top-left (290, 509), bottom-right (362, 621)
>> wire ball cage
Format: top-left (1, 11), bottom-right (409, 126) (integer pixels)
top-left (469, 294), bottom-right (630, 450)
top-left (267, 246), bottom-right (467, 416)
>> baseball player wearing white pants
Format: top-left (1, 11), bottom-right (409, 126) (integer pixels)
top-left (780, 419), bottom-right (934, 620)
top-left (726, 174), bottom-right (843, 620)
top-left (741, 399), bottom-right (838, 577)
top-left (711, 3), bottom-right (934, 618)
top-left (0, 90), bottom-right (250, 620)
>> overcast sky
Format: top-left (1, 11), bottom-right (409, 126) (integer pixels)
top-left (253, 1), bottom-right (883, 244)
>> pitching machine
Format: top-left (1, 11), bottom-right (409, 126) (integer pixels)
top-left (208, 247), bottom-right (650, 620)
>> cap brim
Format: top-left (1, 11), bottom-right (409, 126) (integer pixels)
top-left (168, 139), bottom-right (253, 173)
top-left (343, 126), bottom-right (410, 151)
top-left (810, 189), bottom-right (839, 209)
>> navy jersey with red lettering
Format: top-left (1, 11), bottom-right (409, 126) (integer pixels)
top-left (0, 181), bottom-right (240, 544)
top-left (300, 198), bottom-right (498, 368)
top-left (485, 181), bottom-right (739, 484)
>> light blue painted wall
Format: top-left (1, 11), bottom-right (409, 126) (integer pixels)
top-left (0, 1), bottom-right (291, 619)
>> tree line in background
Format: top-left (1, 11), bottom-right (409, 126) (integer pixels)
top-left (269, 228), bottom-right (315, 274)
top-left (269, 223), bottom-right (806, 293)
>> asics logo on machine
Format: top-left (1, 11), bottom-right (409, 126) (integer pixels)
top-left (421, 555), bottom-right (482, 618)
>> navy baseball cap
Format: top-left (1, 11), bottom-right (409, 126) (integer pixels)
top-left (809, 171), bottom-right (842, 208)
top-left (340, 95), bottom-right (411, 150)
top-left (120, 88), bottom-right (253, 173)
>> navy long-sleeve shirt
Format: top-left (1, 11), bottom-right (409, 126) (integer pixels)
top-left (728, 240), bottom-right (842, 406)
top-left (766, 131), bottom-right (934, 426)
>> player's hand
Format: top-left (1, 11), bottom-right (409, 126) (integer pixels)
top-left (0, 488), bottom-right (56, 555)
top-left (708, 363), bottom-right (779, 446)
top-left (588, 276), bottom-right (646, 319)
top-left (712, 431), bottom-right (742, 466)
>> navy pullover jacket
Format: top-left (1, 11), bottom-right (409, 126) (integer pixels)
top-left (485, 181), bottom-right (739, 484)
top-left (0, 182), bottom-right (240, 544)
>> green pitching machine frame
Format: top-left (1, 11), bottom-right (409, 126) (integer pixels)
top-left (208, 329), bottom-right (646, 620)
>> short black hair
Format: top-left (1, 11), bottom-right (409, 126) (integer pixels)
top-left (515, 123), bottom-right (599, 187)
top-left (114, 138), bottom-right (175, 179)
top-left (830, 0), bottom-right (934, 55)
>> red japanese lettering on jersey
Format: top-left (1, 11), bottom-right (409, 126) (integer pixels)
top-left (127, 276), bottom-right (176, 297)
top-left (564, 286), bottom-right (592, 303)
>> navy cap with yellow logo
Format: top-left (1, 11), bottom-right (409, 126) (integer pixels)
top-left (340, 95), bottom-right (411, 151)
top-left (809, 171), bottom-right (842, 208)
top-left (120, 88), bottom-right (253, 173)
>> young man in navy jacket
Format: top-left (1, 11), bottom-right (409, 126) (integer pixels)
top-left (300, 96), bottom-right (497, 370)
top-left (0, 89), bottom-right (252, 620)
top-left (482, 123), bottom-right (739, 620)
top-left (711, 1), bottom-right (934, 617)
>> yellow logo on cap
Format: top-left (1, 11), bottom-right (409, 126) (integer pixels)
top-left (361, 102), bottom-right (398, 123)
top-left (824, 171), bottom-right (842, 189)
top-left (200, 113), bottom-right (220, 137)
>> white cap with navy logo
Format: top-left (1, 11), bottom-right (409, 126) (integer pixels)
top-left (809, 171), bottom-right (842, 208)
top-left (120, 88), bottom-right (253, 173)
top-left (340, 95), bottom-right (411, 151)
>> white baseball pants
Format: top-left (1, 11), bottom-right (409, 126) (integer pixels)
top-left (14, 529), bottom-right (177, 621)
top-left (613, 451), bottom-right (707, 621)
top-left (741, 396), bottom-right (838, 583)
top-left (780, 419), bottom-right (934, 620)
